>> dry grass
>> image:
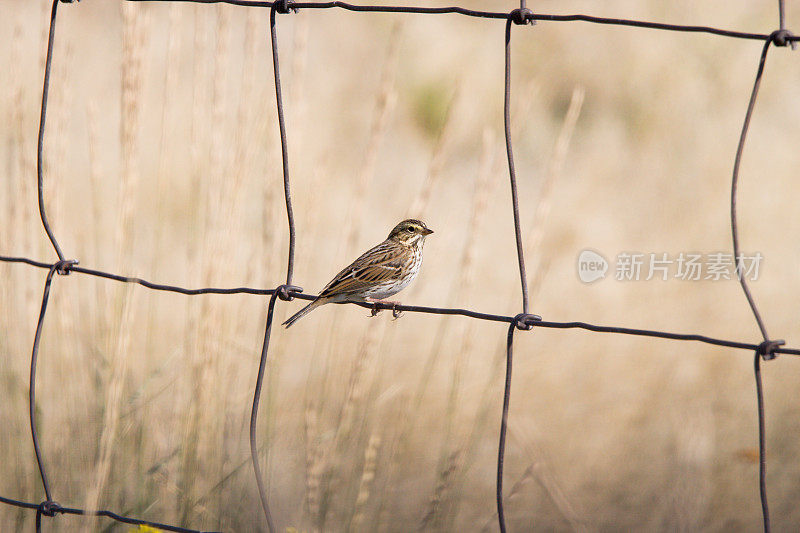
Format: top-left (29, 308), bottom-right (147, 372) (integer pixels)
top-left (2, 1), bottom-right (800, 531)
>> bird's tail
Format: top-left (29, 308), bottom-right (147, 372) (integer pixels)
top-left (282, 298), bottom-right (324, 328)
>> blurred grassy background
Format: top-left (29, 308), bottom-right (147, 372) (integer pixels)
top-left (2, 0), bottom-right (800, 531)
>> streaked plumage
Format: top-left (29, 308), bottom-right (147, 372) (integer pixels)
top-left (282, 219), bottom-right (433, 328)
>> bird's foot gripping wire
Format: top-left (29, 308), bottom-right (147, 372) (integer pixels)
top-left (391, 303), bottom-right (403, 320)
top-left (367, 299), bottom-right (403, 319)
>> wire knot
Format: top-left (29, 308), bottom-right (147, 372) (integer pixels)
top-left (276, 284), bottom-right (302, 302)
top-left (37, 500), bottom-right (62, 517)
top-left (54, 259), bottom-right (78, 275)
top-left (274, 0), bottom-right (295, 14)
top-left (756, 339), bottom-right (784, 361)
top-left (513, 312), bottom-right (542, 331)
top-left (509, 8), bottom-right (535, 26)
top-left (770, 29), bottom-right (797, 49)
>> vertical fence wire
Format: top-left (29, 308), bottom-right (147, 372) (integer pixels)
top-left (249, 291), bottom-right (280, 533)
top-left (37, 0), bottom-right (66, 261)
top-left (731, 44), bottom-right (776, 532)
top-left (729, 28), bottom-right (795, 532)
top-left (29, 0), bottom-right (79, 525)
top-left (248, 4), bottom-right (302, 532)
top-left (731, 37), bottom-right (774, 343)
top-left (496, 321), bottom-right (517, 533)
top-left (503, 14), bottom-right (531, 316)
top-left (270, 1), bottom-right (296, 286)
top-left (754, 352), bottom-right (771, 532)
top-left (496, 11), bottom-right (538, 532)
top-left (29, 265), bottom-right (60, 507)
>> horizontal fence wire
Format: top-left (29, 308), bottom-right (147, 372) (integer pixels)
top-left (4, 255), bottom-right (800, 356)
top-left (126, 0), bottom-right (800, 43)
top-left (0, 0), bottom-right (796, 532)
top-left (0, 494), bottom-right (219, 533)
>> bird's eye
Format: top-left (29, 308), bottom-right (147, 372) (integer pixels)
top-left (406, 227), bottom-right (414, 232)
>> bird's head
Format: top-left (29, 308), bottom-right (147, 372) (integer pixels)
top-left (388, 219), bottom-right (434, 246)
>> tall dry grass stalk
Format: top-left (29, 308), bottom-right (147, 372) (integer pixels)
top-left (311, 320), bottom-right (386, 529)
top-left (177, 4), bottom-right (214, 525)
top-left (176, 5), bottom-right (249, 524)
top-left (508, 424), bottom-right (585, 531)
top-left (336, 322), bottom-right (384, 444)
top-left (202, 6), bottom-right (239, 523)
top-left (153, 3), bottom-right (182, 260)
top-left (407, 85), bottom-right (460, 218)
top-left (344, 22), bottom-right (401, 254)
top-left (7, 21), bottom-right (23, 252)
top-left (116, 3), bottom-right (146, 257)
top-left (418, 449), bottom-right (463, 530)
top-left (525, 85), bottom-right (585, 297)
top-left (0, 13), bottom-right (34, 500)
top-left (47, 34), bottom-right (71, 242)
top-left (140, 3), bottom-right (183, 426)
top-left (86, 101), bottom-right (105, 271)
top-left (350, 432), bottom-right (382, 531)
top-left (289, 12), bottom-right (310, 130)
top-left (82, 286), bottom-right (138, 526)
top-left (419, 124), bottom-right (495, 398)
top-left (432, 127), bottom-right (497, 520)
top-left (253, 9), bottom-right (279, 285)
top-left (174, 4), bottom-right (207, 522)
top-left (478, 463), bottom-right (536, 533)
top-left (82, 1), bottom-right (147, 525)
top-left (404, 89), bottom-right (471, 413)
top-left (238, 7), bottom-right (272, 282)
top-left (9, 16), bottom-right (36, 323)
top-left (303, 403), bottom-right (324, 530)
top-left (186, 5), bottom-right (212, 272)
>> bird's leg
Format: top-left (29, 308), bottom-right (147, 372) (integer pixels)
top-left (391, 302), bottom-right (403, 320)
top-left (365, 297), bottom-right (403, 319)
top-left (366, 297), bottom-right (382, 316)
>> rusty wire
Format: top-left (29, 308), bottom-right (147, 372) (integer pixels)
top-left (0, 1), bottom-right (797, 532)
top-left (5, 255), bottom-right (800, 355)
top-left (122, 0), bottom-right (800, 43)
top-left (37, 0), bottom-right (66, 261)
top-left (0, 494), bottom-right (218, 533)
top-left (503, 12), bottom-right (532, 316)
top-left (729, 25), bottom-right (795, 532)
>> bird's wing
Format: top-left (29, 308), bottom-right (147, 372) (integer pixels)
top-left (318, 240), bottom-right (410, 298)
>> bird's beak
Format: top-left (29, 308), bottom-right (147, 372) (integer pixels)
top-left (422, 228), bottom-right (434, 235)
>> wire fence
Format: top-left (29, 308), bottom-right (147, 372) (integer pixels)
top-left (0, 0), bottom-right (797, 531)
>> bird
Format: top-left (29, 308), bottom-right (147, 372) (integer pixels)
top-left (282, 219), bottom-right (433, 328)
